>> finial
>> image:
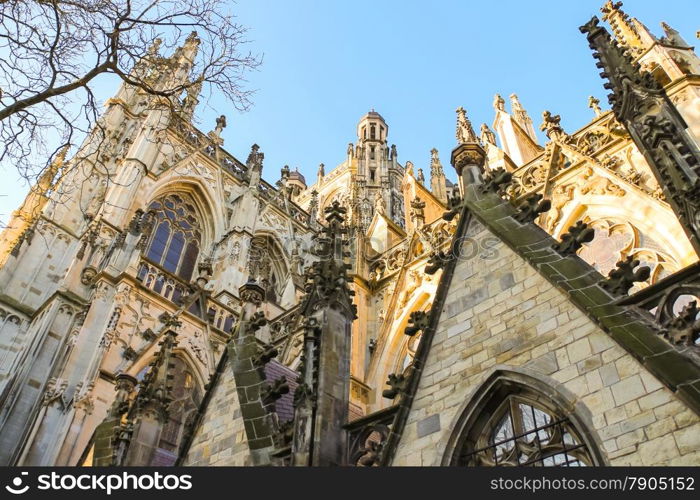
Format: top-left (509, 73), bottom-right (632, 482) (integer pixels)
top-left (53, 144), bottom-right (70, 167)
top-left (493, 94), bottom-right (505, 111)
top-left (600, 1), bottom-right (645, 54)
top-left (509, 93), bottom-right (523, 110)
top-left (588, 96), bottom-right (602, 117)
top-left (455, 107), bottom-right (478, 144)
top-left (185, 31), bottom-right (200, 45)
top-left (539, 111), bottom-right (567, 141)
top-left (430, 147), bottom-right (439, 159)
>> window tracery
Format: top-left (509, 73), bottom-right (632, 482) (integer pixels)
top-left (578, 218), bottom-right (679, 290)
top-left (453, 386), bottom-right (598, 467)
top-left (144, 194), bottom-right (202, 281)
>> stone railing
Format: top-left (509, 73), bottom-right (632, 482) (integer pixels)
top-left (136, 258), bottom-right (236, 335)
top-left (616, 261), bottom-right (700, 353)
top-left (204, 299), bottom-right (236, 335)
top-left (169, 115), bottom-right (249, 182)
top-left (257, 181), bottom-right (311, 226)
top-left (268, 305), bottom-right (300, 344)
top-left (344, 405), bottom-right (398, 466)
top-left (136, 259), bottom-right (190, 304)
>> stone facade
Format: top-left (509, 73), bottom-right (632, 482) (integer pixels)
top-left (0, 1), bottom-right (698, 467)
top-left (183, 363), bottom-right (249, 466)
top-left (392, 217), bottom-right (700, 466)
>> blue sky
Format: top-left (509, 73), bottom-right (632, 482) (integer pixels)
top-left (1, 0), bottom-right (698, 223)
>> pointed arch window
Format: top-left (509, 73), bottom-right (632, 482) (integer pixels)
top-left (448, 375), bottom-right (601, 467)
top-left (144, 194), bottom-right (202, 281)
top-left (136, 356), bottom-right (202, 466)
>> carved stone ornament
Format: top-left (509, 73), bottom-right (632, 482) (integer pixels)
top-left (599, 255), bottom-right (651, 295)
top-left (552, 221), bottom-right (596, 256)
top-left (382, 373), bottom-right (407, 400)
top-left (442, 193), bottom-right (463, 222)
top-left (480, 167), bottom-right (512, 194)
top-left (513, 193), bottom-right (552, 224)
top-left (425, 251), bottom-right (451, 275)
top-left (580, 16), bottom-right (700, 254)
top-left (249, 311), bottom-right (268, 332)
top-left (253, 343), bottom-right (278, 367)
top-left (261, 377), bottom-right (290, 406)
top-left (80, 266), bottom-right (98, 286)
top-left (239, 279), bottom-right (265, 305)
top-left (663, 301), bottom-right (700, 346)
top-left (404, 310), bottom-right (430, 337)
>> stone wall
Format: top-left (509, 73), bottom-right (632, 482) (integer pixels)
top-left (182, 364), bottom-right (250, 466)
top-left (391, 217), bottom-right (700, 466)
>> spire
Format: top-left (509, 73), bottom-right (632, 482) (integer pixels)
top-left (509, 94), bottom-right (538, 141)
top-left (290, 202), bottom-right (355, 465)
top-left (130, 330), bottom-right (178, 423)
top-left (131, 38), bottom-right (162, 78)
top-left (430, 148), bottom-right (444, 175)
top-left (579, 17), bottom-right (662, 118)
top-left (430, 148), bottom-right (447, 204)
top-left (455, 107), bottom-right (478, 144)
top-left (600, 1), bottom-right (646, 55)
top-left (181, 76), bottom-right (203, 119)
top-left (174, 31), bottom-right (201, 64)
top-left (660, 22), bottom-right (691, 48)
top-left (480, 124), bottom-right (496, 146)
top-left (580, 16), bottom-right (700, 255)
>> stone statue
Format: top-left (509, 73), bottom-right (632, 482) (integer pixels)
top-left (246, 144), bottom-right (264, 187)
top-left (480, 123), bottom-right (496, 146)
top-left (374, 192), bottom-right (386, 215)
top-left (410, 197), bottom-right (426, 226)
top-left (417, 168), bottom-right (425, 183)
top-left (493, 93), bottom-right (505, 111)
top-left (540, 111), bottom-right (567, 141)
top-left (456, 107), bottom-right (477, 144)
top-left (215, 115), bottom-right (227, 134)
top-left (405, 160), bottom-right (414, 176)
top-left (588, 96), bottom-right (602, 117)
top-left (390, 144), bottom-right (397, 160)
top-left (430, 148), bottom-right (439, 165)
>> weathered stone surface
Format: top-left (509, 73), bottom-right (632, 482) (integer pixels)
top-left (416, 414), bottom-right (441, 438)
top-left (391, 214), bottom-right (700, 466)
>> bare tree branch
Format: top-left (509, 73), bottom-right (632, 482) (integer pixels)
top-left (0, 0), bottom-right (261, 193)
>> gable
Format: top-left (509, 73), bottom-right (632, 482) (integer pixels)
top-left (391, 210), bottom-right (700, 466)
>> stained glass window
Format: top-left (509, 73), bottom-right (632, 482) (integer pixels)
top-left (144, 194), bottom-right (202, 281)
top-left (457, 395), bottom-right (595, 467)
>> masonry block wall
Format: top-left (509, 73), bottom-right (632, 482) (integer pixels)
top-left (182, 366), bottom-right (250, 466)
top-left (391, 217), bottom-right (700, 466)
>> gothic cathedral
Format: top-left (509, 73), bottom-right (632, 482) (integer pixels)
top-left (0, 2), bottom-right (699, 466)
